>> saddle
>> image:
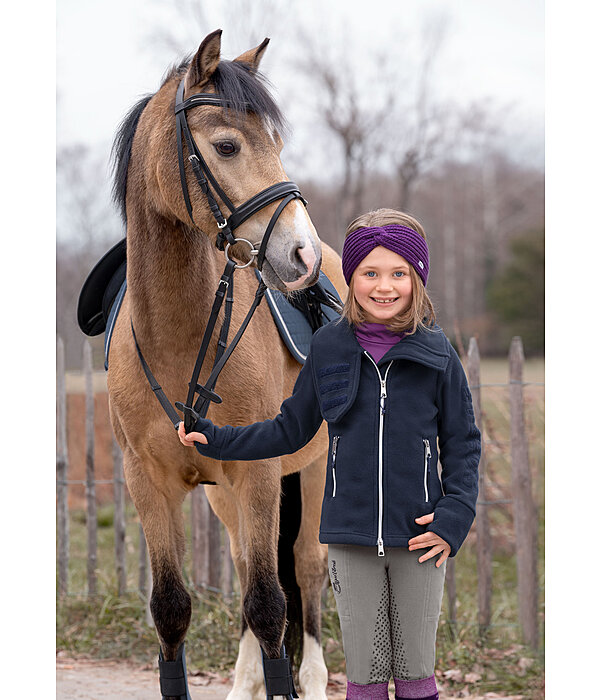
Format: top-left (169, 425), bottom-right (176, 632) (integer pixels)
top-left (77, 238), bottom-right (343, 370)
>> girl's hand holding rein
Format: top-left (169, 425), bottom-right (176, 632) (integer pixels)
top-left (408, 513), bottom-right (451, 567)
top-left (177, 421), bottom-right (208, 447)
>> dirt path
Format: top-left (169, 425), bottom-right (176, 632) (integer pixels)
top-left (57, 656), bottom-right (234, 700)
top-left (56, 655), bottom-right (525, 699)
top-left (56, 655), bottom-right (347, 700)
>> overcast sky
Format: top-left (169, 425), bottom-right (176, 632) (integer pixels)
top-left (57, 0), bottom-right (544, 180)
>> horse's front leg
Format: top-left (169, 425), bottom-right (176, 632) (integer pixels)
top-left (232, 458), bottom-right (303, 700)
top-left (124, 451), bottom-right (192, 700)
top-left (295, 456), bottom-right (329, 700)
top-left (233, 459), bottom-right (287, 659)
top-left (205, 485), bottom-right (265, 700)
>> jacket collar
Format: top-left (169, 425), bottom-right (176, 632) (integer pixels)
top-left (310, 317), bottom-right (450, 423)
top-left (325, 317), bottom-right (450, 371)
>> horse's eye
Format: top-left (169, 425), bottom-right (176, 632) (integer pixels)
top-left (214, 141), bottom-right (238, 157)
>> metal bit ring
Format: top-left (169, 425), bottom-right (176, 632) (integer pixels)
top-left (224, 238), bottom-right (259, 269)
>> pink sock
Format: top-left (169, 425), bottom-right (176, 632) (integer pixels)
top-left (393, 675), bottom-right (438, 699)
top-left (346, 680), bottom-right (390, 700)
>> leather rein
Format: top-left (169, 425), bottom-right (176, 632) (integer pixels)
top-left (132, 78), bottom-right (308, 434)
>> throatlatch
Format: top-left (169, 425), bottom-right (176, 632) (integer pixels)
top-left (261, 645), bottom-right (299, 700)
top-left (158, 643), bottom-right (192, 700)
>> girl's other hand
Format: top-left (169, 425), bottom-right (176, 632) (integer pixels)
top-left (177, 421), bottom-right (209, 447)
top-left (408, 513), bottom-right (451, 567)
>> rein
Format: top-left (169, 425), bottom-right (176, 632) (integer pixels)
top-left (131, 78), bottom-right (308, 433)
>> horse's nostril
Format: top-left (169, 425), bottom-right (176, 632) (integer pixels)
top-left (291, 245), bottom-right (308, 276)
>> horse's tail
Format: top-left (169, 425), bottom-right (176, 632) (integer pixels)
top-left (278, 472), bottom-right (303, 674)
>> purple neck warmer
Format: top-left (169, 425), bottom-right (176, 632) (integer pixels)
top-left (354, 322), bottom-right (406, 363)
top-left (342, 224), bottom-right (429, 286)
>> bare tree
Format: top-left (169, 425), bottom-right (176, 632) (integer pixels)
top-left (144, 0), bottom-right (288, 64)
top-left (388, 14), bottom-right (457, 211)
top-left (57, 144), bottom-right (122, 368)
top-left (294, 30), bottom-right (397, 243)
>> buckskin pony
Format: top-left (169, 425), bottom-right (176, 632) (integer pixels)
top-left (107, 29), bottom-right (346, 700)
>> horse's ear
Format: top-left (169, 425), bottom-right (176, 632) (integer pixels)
top-left (233, 38), bottom-right (270, 72)
top-left (185, 29), bottom-right (222, 91)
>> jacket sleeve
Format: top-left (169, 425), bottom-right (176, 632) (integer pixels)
top-left (427, 344), bottom-right (481, 557)
top-left (192, 349), bottom-right (323, 462)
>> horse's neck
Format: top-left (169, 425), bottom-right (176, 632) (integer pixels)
top-left (126, 213), bottom-right (221, 350)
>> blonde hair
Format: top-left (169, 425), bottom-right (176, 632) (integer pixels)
top-left (340, 208), bottom-right (436, 335)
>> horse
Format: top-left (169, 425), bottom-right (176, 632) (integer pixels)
top-left (106, 29), bottom-right (346, 700)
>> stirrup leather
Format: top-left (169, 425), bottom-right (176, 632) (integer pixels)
top-left (261, 645), bottom-right (298, 700)
top-left (158, 643), bottom-right (192, 700)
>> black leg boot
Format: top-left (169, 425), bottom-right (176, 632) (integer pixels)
top-left (158, 643), bottom-right (192, 700)
top-left (261, 644), bottom-right (299, 700)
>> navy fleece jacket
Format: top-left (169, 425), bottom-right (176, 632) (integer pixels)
top-left (193, 318), bottom-right (481, 557)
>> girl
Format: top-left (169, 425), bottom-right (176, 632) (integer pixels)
top-left (178, 208), bottom-right (481, 700)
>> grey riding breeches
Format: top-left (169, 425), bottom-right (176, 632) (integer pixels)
top-left (328, 544), bottom-right (446, 684)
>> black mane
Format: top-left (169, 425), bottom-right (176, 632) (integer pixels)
top-left (111, 58), bottom-right (287, 223)
top-left (111, 93), bottom-right (153, 223)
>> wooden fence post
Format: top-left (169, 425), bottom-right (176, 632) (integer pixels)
top-left (221, 524), bottom-right (234, 600)
top-left (191, 487), bottom-right (223, 591)
top-left (445, 558), bottom-right (457, 635)
top-left (57, 337), bottom-right (69, 598)
top-left (146, 552), bottom-right (154, 627)
top-left (509, 336), bottom-right (539, 650)
top-left (139, 523), bottom-right (147, 597)
top-left (138, 525), bottom-right (154, 627)
top-left (467, 337), bottom-right (492, 633)
top-left (208, 506), bottom-right (221, 589)
top-left (191, 487), bottom-right (210, 587)
top-left (84, 340), bottom-right (97, 596)
top-left (113, 437), bottom-right (127, 596)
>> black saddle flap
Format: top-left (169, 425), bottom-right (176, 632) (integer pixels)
top-left (77, 238), bottom-right (127, 336)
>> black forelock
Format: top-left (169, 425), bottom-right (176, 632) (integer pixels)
top-left (111, 56), bottom-right (287, 224)
top-left (210, 59), bottom-right (287, 135)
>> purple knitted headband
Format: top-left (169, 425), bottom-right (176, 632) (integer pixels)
top-left (341, 224), bottom-right (429, 286)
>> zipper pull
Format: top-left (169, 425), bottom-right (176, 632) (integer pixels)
top-left (377, 538), bottom-right (385, 557)
top-left (380, 381), bottom-right (387, 414)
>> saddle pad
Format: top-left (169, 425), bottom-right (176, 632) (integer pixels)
top-left (104, 278), bottom-right (127, 370)
top-left (254, 269), bottom-right (342, 364)
top-left (103, 271), bottom-right (342, 370)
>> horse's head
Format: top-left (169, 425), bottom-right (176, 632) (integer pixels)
top-left (139, 30), bottom-right (321, 292)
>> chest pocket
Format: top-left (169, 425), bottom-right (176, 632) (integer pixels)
top-left (317, 363), bottom-right (350, 418)
top-left (316, 361), bottom-right (360, 422)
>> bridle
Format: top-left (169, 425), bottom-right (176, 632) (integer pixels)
top-left (132, 78), bottom-right (310, 434)
top-left (174, 79), bottom-right (306, 259)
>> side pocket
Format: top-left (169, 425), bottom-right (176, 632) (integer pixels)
top-left (423, 438), bottom-right (432, 503)
top-left (331, 435), bottom-right (340, 498)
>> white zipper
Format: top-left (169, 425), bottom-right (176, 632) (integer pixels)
top-left (423, 438), bottom-right (432, 502)
top-left (331, 435), bottom-right (340, 497)
top-left (364, 352), bottom-right (393, 557)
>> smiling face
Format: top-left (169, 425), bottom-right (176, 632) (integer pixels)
top-left (351, 246), bottom-right (414, 323)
